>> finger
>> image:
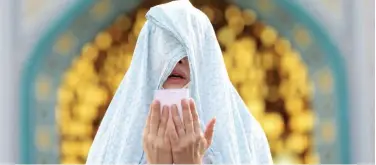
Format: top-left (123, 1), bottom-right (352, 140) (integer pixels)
top-left (167, 110), bottom-right (179, 146)
top-left (157, 106), bottom-right (169, 137)
top-left (171, 104), bottom-right (185, 137)
top-left (168, 126), bottom-right (179, 146)
top-left (204, 117), bottom-right (216, 146)
top-left (182, 99), bottom-right (194, 134)
top-left (149, 100), bottom-right (161, 135)
top-left (189, 99), bottom-right (201, 134)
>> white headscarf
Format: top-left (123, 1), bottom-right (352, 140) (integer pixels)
top-left (86, 0), bottom-right (273, 164)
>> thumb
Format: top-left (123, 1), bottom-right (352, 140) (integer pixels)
top-left (204, 117), bottom-right (216, 146)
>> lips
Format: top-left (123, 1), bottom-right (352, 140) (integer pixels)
top-left (168, 69), bottom-right (187, 80)
top-left (163, 66), bottom-right (189, 89)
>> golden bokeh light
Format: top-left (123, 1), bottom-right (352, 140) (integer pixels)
top-left (56, 1), bottom-right (316, 164)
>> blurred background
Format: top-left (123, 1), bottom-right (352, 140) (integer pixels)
top-left (0, 0), bottom-right (374, 164)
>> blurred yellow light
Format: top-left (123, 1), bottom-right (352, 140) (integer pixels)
top-left (260, 26), bottom-right (278, 47)
top-left (95, 31), bottom-right (113, 50)
top-left (284, 97), bottom-right (304, 116)
top-left (285, 133), bottom-right (309, 154)
top-left (246, 99), bottom-right (265, 120)
top-left (225, 5), bottom-right (242, 22)
top-left (217, 26), bottom-right (236, 47)
top-left (289, 110), bottom-right (315, 133)
top-left (260, 112), bottom-right (284, 140)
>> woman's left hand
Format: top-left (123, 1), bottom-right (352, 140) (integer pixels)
top-left (168, 99), bottom-right (216, 164)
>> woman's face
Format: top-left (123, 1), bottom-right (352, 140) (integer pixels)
top-left (163, 57), bottom-right (190, 89)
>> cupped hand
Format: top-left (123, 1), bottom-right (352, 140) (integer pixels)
top-left (142, 100), bottom-right (173, 164)
top-left (168, 99), bottom-right (216, 164)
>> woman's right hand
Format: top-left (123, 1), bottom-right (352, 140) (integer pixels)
top-left (142, 100), bottom-right (172, 164)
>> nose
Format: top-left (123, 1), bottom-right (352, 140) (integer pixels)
top-left (178, 57), bottom-right (188, 64)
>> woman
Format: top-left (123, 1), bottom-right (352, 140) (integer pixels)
top-left (86, 0), bottom-right (272, 164)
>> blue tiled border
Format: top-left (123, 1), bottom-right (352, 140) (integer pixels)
top-left (20, 0), bottom-right (96, 163)
top-left (275, 0), bottom-right (350, 163)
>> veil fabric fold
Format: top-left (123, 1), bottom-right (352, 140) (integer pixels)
top-left (86, 1), bottom-right (273, 164)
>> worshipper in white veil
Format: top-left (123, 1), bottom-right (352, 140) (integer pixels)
top-left (86, 0), bottom-right (273, 164)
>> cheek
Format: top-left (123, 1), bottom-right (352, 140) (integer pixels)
top-left (185, 66), bottom-right (191, 79)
